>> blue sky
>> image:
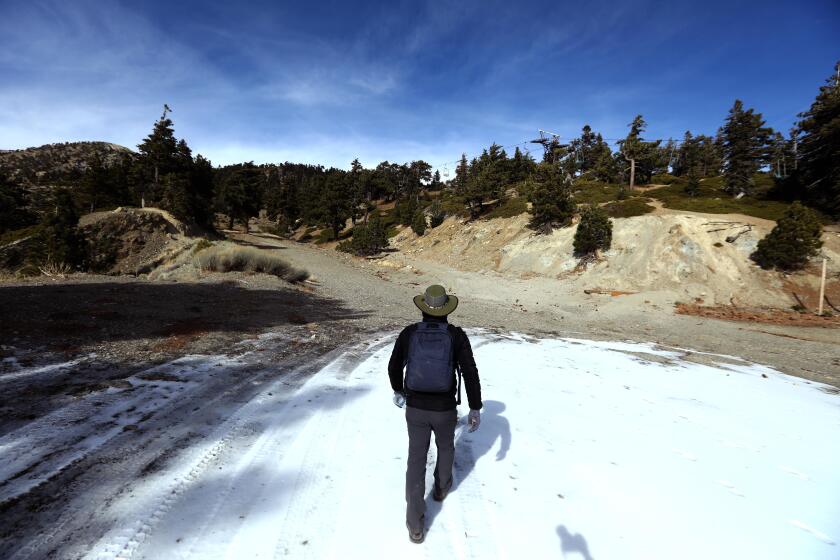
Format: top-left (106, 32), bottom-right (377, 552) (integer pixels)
top-left (1, 0), bottom-right (838, 171)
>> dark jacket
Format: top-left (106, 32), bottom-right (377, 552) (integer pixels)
top-left (388, 314), bottom-right (482, 412)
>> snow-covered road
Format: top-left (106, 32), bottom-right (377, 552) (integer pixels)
top-left (75, 332), bottom-right (840, 559)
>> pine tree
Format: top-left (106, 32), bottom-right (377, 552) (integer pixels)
top-left (616, 115), bottom-right (660, 187)
top-left (189, 154), bottom-right (215, 227)
top-left (214, 163), bottom-right (262, 231)
top-left (0, 172), bottom-right (35, 235)
top-left (684, 170), bottom-right (701, 197)
top-left (454, 154), bottom-right (469, 195)
top-left (722, 99), bottom-right (771, 196)
top-left (527, 163), bottom-right (576, 233)
top-left (338, 213), bottom-right (388, 256)
top-left (137, 106), bottom-right (179, 205)
top-left (793, 61), bottom-right (840, 217)
top-left (573, 206), bottom-right (613, 257)
top-left (80, 154), bottom-right (109, 213)
top-left (582, 125), bottom-right (596, 171)
top-left (38, 189), bottom-right (87, 268)
top-left (430, 170), bottom-right (442, 190)
top-left (697, 134), bottom-right (723, 177)
top-left (591, 135), bottom-right (617, 182)
top-left (427, 200), bottom-right (445, 228)
top-left (321, 170), bottom-right (352, 239)
top-left (751, 202), bottom-right (823, 270)
top-left (411, 210), bottom-right (427, 235)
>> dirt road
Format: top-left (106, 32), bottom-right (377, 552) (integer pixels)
top-left (234, 232), bottom-right (839, 385)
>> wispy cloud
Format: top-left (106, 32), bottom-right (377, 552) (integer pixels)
top-left (0, 0), bottom-right (836, 167)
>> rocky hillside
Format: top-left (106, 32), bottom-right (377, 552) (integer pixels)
top-left (0, 141), bottom-right (134, 184)
top-left (387, 213), bottom-right (840, 310)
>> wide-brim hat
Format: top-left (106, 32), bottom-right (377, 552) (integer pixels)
top-left (413, 284), bottom-right (458, 317)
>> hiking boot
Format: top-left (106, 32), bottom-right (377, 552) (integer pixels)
top-left (433, 481), bottom-right (451, 502)
top-left (406, 521), bottom-right (425, 544)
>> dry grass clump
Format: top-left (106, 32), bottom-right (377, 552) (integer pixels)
top-left (194, 242), bottom-right (308, 282)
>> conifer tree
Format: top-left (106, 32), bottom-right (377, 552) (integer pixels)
top-left (616, 115), bottom-right (660, 187)
top-left (0, 172), bottom-right (35, 234)
top-left (721, 99), bottom-right (771, 195)
top-left (338, 213), bottom-right (387, 256)
top-left (430, 170), bottom-right (442, 190)
top-left (793, 61), bottom-right (840, 217)
top-left (214, 163), bottom-right (262, 231)
top-left (80, 153), bottom-right (109, 213)
top-left (590, 134), bottom-right (617, 182)
top-left (453, 154), bottom-right (469, 195)
top-left (578, 124), bottom-right (597, 173)
top-left (573, 206), bottom-right (613, 256)
top-left (411, 210), bottom-right (427, 235)
top-left (321, 170), bottom-right (352, 239)
top-left (527, 163), bottom-right (575, 233)
top-left (462, 143), bottom-right (511, 218)
top-left (38, 189), bottom-right (87, 268)
top-left (137, 105), bottom-right (179, 204)
top-left (684, 170), bottom-right (701, 197)
top-left (751, 202), bottom-right (823, 270)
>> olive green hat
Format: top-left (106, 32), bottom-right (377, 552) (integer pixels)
top-left (413, 284), bottom-right (459, 317)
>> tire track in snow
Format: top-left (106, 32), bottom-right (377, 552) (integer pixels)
top-left (0, 355), bottom-right (237, 507)
top-left (84, 336), bottom-right (392, 560)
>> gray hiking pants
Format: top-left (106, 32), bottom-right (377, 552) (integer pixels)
top-left (405, 406), bottom-right (458, 532)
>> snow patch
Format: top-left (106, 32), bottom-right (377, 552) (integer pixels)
top-left (66, 334), bottom-right (840, 559)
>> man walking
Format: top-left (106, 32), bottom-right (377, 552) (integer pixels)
top-left (388, 285), bottom-right (482, 544)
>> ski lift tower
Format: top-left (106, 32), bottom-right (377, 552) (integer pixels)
top-left (530, 129), bottom-right (567, 164)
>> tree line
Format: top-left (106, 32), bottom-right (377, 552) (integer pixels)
top-left (0, 61), bottom-right (836, 272)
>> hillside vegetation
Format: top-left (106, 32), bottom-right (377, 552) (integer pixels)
top-left (1, 61), bottom-right (838, 280)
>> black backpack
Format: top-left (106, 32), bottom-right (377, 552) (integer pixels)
top-left (404, 322), bottom-right (462, 404)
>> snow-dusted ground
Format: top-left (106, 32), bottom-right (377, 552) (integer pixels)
top-left (67, 331), bottom-right (840, 560)
top-left (0, 354), bottom-right (240, 505)
top-left (72, 333), bottom-right (840, 559)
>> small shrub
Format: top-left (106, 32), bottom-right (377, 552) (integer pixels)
top-left (483, 196), bottom-right (527, 220)
top-left (191, 239), bottom-right (214, 254)
top-left (751, 202), bottom-right (823, 271)
top-left (574, 206), bottom-right (613, 256)
top-left (411, 211), bottom-right (427, 235)
top-left (16, 263), bottom-right (41, 277)
top-left (261, 219), bottom-right (291, 238)
top-left (427, 201), bottom-right (446, 228)
top-left (315, 228), bottom-right (335, 244)
top-left (616, 185), bottom-right (629, 200)
top-left (651, 173), bottom-right (679, 184)
top-left (194, 243), bottom-right (308, 282)
top-left (572, 181), bottom-right (627, 205)
top-left (603, 198), bottom-right (655, 218)
top-left (438, 193), bottom-right (469, 217)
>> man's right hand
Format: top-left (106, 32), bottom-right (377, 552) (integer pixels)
top-left (393, 391), bottom-right (406, 408)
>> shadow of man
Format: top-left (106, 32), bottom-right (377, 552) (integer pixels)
top-left (424, 400), bottom-right (510, 528)
top-left (557, 525), bottom-right (595, 560)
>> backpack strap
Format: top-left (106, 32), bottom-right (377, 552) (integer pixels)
top-left (447, 324), bottom-right (462, 405)
top-left (456, 363), bottom-right (462, 406)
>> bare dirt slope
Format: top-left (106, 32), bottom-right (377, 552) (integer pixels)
top-left (387, 213), bottom-right (840, 309)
